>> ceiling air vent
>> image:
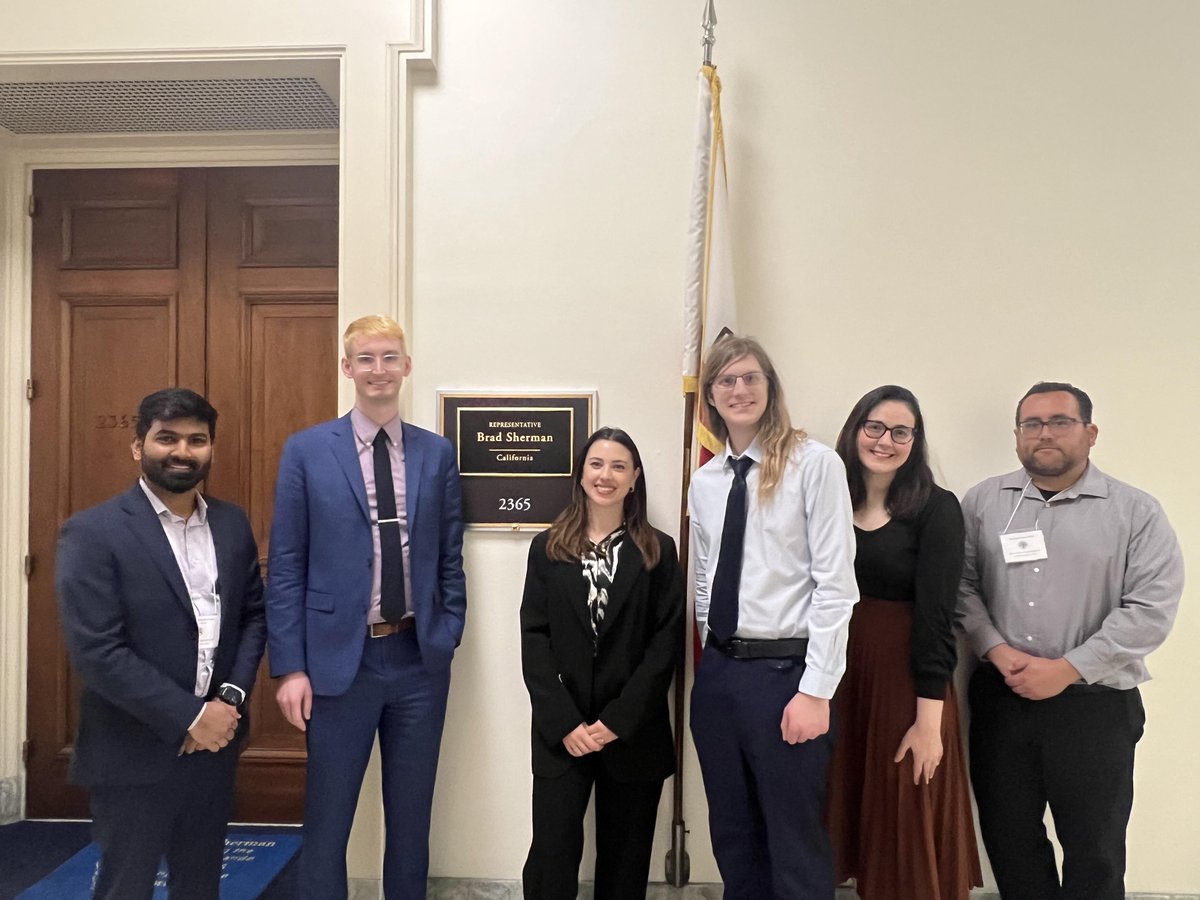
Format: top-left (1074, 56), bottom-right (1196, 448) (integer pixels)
top-left (0, 76), bottom-right (339, 134)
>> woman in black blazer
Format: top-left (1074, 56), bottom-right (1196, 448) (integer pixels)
top-left (520, 426), bottom-right (684, 900)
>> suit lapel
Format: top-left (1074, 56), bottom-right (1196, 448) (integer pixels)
top-left (597, 537), bottom-right (642, 638)
top-left (401, 421), bottom-right (425, 534)
top-left (330, 413), bottom-right (370, 521)
top-left (206, 500), bottom-right (236, 618)
top-left (119, 484), bottom-right (191, 613)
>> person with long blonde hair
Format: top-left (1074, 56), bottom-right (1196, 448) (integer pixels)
top-left (688, 335), bottom-right (858, 899)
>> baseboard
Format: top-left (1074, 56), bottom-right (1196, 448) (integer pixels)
top-left (333, 879), bottom-right (1200, 900)
top-left (0, 776), bottom-right (21, 825)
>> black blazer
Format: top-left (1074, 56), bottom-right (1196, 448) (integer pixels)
top-left (55, 483), bottom-right (266, 787)
top-left (520, 528), bottom-right (684, 783)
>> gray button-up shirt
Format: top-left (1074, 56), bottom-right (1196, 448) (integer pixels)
top-left (957, 463), bottom-right (1184, 689)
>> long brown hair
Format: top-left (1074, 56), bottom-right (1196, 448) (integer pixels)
top-left (699, 335), bottom-right (806, 499)
top-left (545, 427), bottom-right (661, 568)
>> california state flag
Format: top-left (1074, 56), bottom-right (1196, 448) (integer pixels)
top-left (682, 64), bottom-right (738, 666)
top-left (682, 64), bottom-right (738, 467)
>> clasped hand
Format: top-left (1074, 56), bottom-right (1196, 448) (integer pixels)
top-left (988, 643), bottom-right (1080, 701)
top-left (181, 699), bottom-right (240, 754)
top-left (562, 721), bottom-right (618, 757)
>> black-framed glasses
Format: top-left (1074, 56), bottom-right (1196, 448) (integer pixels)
top-left (712, 371), bottom-right (767, 392)
top-left (1016, 416), bottom-right (1084, 437)
top-left (862, 420), bottom-right (916, 444)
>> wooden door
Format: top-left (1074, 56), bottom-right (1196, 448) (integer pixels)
top-left (205, 167), bottom-right (338, 821)
top-left (25, 166), bottom-right (338, 822)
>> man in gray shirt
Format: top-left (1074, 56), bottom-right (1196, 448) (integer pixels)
top-left (958, 381), bottom-right (1183, 900)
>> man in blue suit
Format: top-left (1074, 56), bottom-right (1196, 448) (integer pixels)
top-left (56, 387), bottom-right (266, 899)
top-left (267, 314), bottom-right (467, 900)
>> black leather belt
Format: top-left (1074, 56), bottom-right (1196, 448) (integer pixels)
top-left (707, 634), bottom-right (808, 660)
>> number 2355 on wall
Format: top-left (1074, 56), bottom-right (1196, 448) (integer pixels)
top-left (438, 392), bottom-right (595, 529)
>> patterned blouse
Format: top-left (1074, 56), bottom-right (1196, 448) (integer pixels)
top-left (581, 525), bottom-right (626, 646)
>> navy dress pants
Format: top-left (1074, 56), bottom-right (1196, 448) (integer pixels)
top-left (690, 645), bottom-right (835, 900)
top-left (300, 629), bottom-right (451, 900)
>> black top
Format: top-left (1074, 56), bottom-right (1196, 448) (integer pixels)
top-left (853, 485), bottom-right (965, 700)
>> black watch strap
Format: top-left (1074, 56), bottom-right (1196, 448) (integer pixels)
top-left (215, 684), bottom-right (243, 707)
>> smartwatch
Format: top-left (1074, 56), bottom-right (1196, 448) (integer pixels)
top-left (214, 684), bottom-right (243, 709)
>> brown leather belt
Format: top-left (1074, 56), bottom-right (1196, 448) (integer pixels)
top-left (707, 633), bottom-right (808, 660)
top-left (368, 618), bottom-right (415, 638)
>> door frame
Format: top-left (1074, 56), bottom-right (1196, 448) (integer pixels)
top-left (1, 13), bottom-right (437, 820)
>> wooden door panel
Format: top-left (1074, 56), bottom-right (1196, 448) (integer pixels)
top-left (66, 303), bottom-right (176, 512)
top-left (61, 200), bottom-right (179, 269)
top-left (207, 166), bottom-right (339, 822)
top-left (27, 169), bottom-right (207, 819)
top-left (242, 199), bottom-right (339, 267)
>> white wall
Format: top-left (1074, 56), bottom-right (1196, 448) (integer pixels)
top-left (2, 0), bottom-right (1198, 892)
top-left (409, 0), bottom-right (1200, 892)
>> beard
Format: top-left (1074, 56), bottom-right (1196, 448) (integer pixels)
top-left (1019, 445), bottom-right (1075, 479)
top-left (141, 455), bottom-right (210, 494)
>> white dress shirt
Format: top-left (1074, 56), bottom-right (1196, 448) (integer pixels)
top-left (689, 436), bottom-right (859, 698)
top-left (139, 480), bottom-right (243, 733)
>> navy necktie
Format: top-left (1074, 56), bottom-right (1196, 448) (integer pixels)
top-left (373, 429), bottom-right (407, 623)
top-left (708, 455), bottom-right (753, 643)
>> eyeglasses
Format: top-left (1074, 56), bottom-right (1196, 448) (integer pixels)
top-left (862, 420), bottom-right (916, 444)
top-left (712, 371), bottom-right (767, 392)
top-left (1016, 416), bottom-right (1085, 437)
top-left (351, 353), bottom-right (407, 371)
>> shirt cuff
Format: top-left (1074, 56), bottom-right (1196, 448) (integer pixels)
top-left (798, 667), bottom-right (839, 700)
top-left (968, 625), bottom-right (1008, 661)
top-left (1062, 646), bottom-right (1105, 685)
top-left (187, 702), bottom-right (206, 733)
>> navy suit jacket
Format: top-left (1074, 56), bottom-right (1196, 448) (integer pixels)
top-left (55, 484), bottom-right (266, 787)
top-left (265, 413), bottom-right (467, 695)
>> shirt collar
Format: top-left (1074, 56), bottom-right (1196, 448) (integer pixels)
top-left (138, 477), bottom-right (208, 523)
top-left (999, 461), bottom-right (1108, 500)
top-left (719, 434), bottom-right (763, 471)
top-left (351, 407), bottom-right (404, 450)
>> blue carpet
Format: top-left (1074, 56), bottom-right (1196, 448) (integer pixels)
top-left (0, 823), bottom-right (301, 900)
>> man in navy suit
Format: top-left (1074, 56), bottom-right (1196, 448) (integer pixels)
top-left (267, 314), bottom-right (467, 899)
top-left (56, 388), bottom-right (266, 900)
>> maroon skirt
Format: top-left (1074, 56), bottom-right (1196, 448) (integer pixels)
top-left (827, 598), bottom-right (982, 900)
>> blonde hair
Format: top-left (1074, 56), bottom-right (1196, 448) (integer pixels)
top-left (343, 315), bottom-right (407, 357)
top-left (700, 335), bottom-right (806, 499)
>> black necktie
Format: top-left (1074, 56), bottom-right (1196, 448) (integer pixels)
top-left (373, 429), bottom-right (407, 623)
top-left (708, 455), bottom-right (753, 644)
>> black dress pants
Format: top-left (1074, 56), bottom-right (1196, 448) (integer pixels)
top-left (523, 755), bottom-right (664, 900)
top-left (968, 664), bottom-right (1144, 900)
top-left (89, 744), bottom-right (238, 900)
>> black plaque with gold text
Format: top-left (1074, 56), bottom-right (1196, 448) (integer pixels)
top-left (438, 392), bottom-right (595, 528)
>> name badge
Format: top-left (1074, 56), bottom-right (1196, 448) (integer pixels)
top-left (197, 614), bottom-right (220, 651)
top-left (999, 529), bottom-right (1048, 564)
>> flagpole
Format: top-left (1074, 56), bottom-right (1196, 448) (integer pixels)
top-left (668, 391), bottom-right (696, 887)
top-left (667, 2), bottom-right (720, 887)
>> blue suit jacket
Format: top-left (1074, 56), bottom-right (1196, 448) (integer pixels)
top-left (265, 413), bottom-right (467, 695)
top-left (55, 484), bottom-right (266, 786)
